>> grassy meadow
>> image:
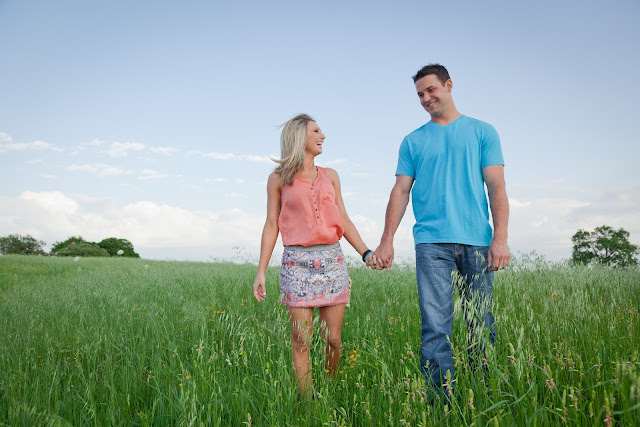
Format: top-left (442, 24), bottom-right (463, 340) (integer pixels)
top-left (0, 253), bottom-right (639, 426)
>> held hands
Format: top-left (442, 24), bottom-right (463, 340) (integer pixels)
top-left (252, 272), bottom-right (267, 302)
top-left (365, 242), bottom-right (394, 271)
top-left (365, 253), bottom-right (384, 270)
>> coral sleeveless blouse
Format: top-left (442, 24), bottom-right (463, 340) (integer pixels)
top-left (279, 167), bottom-right (344, 246)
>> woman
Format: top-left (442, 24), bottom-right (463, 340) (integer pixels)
top-left (252, 113), bottom-right (374, 398)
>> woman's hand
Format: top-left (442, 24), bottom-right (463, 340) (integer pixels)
top-left (366, 253), bottom-right (385, 270)
top-left (253, 272), bottom-right (267, 302)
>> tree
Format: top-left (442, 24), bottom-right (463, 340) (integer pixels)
top-left (0, 234), bottom-right (47, 255)
top-left (55, 242), bottom-right (109, 257)
top-left (571, 225), bottom-right (639, 268)
top-left (51, 236), bottom-right (88, 254)
top-left (98, 237), bottom-right (140, 258)
top-left (51, 236), bottom-right (110, 257)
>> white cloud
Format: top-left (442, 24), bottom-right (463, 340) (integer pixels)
top-left (70, 139), bottom-right (101, 155)
top-left (0, 132), bottom-right (63, 153)
top-left (569, 187), bottom-right (640, 222)
top-left (67, 163), bottom-right (168, 180)
top-left (509, 198), bottom-right (531, 208)
top-left (244, 155), bottom-right (273, 163)
top-left (0, 191), bottom-right (266, 261)
top-left (88, 138), bottom-right (105, 147)
top-left (150, 146), bottom-right (179, 155)
top-left (203, 152), bottom-right (235, 160)
top-left (224, 192), bottom-right (247, 199)
top-left (106, 142), bottom-right (146, 158)
top-left (191, 150), bottom-right (273, 163)
top-left (101, 166), bottom-right (129, 176)
top-left (67, 164), bottom-right (98, 173)
top-left (138, 169), bottom-right (168, 180)
top-left (20, 191), bottom-right (79, 214)
top-left (72, 139), bottom-right (178, 158)
top-left (67, 163), bottom-right (130, 176)
top-left (322, 158), bottom-right (347, 166)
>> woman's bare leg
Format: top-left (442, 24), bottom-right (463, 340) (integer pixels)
top-left (288, 307), bottom-right (314, 397)
top-left (318, 304), bottom-right (346, 375)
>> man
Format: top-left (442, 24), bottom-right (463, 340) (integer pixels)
top-left (371, 64), bottom-right (510, 400)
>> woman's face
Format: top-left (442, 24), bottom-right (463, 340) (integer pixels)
top-left (305, 121), bottom-right (325, 157)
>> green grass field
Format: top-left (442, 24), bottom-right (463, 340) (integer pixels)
top-left (0, 254), bottom-right (638, 426)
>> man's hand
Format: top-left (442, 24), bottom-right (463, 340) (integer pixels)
top-left (373, 241), bottom-right (395, 271)
top-left (487, 240), bottom-right (510, 271)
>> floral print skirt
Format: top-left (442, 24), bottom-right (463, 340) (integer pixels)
top-left (280, 243), bottom-right (350, 308)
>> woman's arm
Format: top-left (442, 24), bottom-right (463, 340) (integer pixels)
top-left (253, 172), bottom-right (281, 301)
top-left (325, 168), bottom-right (370, 261)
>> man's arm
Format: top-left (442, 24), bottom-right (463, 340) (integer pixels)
top-left (372, 174), bottom-right (414, 270)
top-left (483, 164), bottom-right (510, 270)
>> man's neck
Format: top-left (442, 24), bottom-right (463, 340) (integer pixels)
top-left (431, 108), bottom-right (461, 126)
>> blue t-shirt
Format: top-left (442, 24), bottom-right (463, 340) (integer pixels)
top-left (395, 115), bottom-right (504, 246)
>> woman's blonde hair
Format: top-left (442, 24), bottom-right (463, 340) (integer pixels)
top-left (273, 113), bottom-right (314, 186)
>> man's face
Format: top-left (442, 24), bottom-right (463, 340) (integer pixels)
top-left (415, 74), bottom-right (453, 117)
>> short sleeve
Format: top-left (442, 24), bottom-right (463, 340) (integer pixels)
top-left (395, 137), bottom-right (415, 178)
top-left (480, 124), bottom-right (504, 168)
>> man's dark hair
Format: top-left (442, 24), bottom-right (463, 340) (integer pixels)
top-left (412, 64), bottom-right (450, 84)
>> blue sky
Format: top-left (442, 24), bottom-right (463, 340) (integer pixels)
top-left (1, 0), bottom-right (639, 263)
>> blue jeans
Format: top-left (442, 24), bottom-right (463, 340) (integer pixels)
top-left (415, 243), bottom-right (496, 393)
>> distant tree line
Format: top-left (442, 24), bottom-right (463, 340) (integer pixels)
top-left (2, 225), bottom-right (638, 267)
top-left (0, 234), bottom-right (140, 258)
